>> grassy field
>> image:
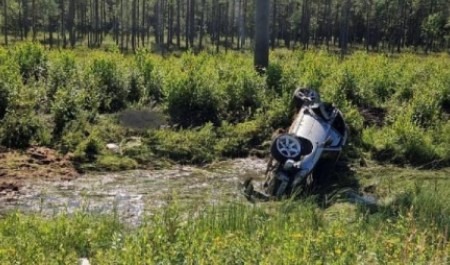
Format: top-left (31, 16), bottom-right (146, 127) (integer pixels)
top-left (0, 43), bottom-right (449, 168)
top-left (0, 43), bottom-right (449, 263)
top-left (0, 166), bottom-right (449, 264)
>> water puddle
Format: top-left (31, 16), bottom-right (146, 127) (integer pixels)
top-left (0, 158), bottom-right (267, 224)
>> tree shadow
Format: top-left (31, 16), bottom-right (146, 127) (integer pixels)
top-left (241, 159), bottom-right (364, 206)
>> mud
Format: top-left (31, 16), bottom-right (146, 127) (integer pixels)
top-left (0, 157), bottom-right (267, 224)
top-left (359, 106), bottom-right (386, 127)
top-left (0, 146), bottom-right (79, 196)
top-left (0, 147), bottom-right (380, 224)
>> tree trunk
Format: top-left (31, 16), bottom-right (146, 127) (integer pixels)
top-left (167, 0), bottom-right (174, 48)
top-left (254, 0), bottom-right (269, 71)
top-left (154, 0), bottom-right (161, 49)
top-left (198, 0), bottom-right (205, 49)
top-left (189, 0), bottom-right (195, 48)
top-left (94, 0), bottom-right (99, 47)
top-left (131, 0), bottom-right (137, 51)
top-left (185, 0), bottom-right (189, 49)
top-left (114, 5), bottom-right (119, 46)
top-left (271, 0), bottom-right (276, 50)
top-left (61, 0), bottom-right (67, 48)
top-left (300, 0), bottom-right (311, 49)
top-left (48, 16), bottom-right (53, 48)
top-left (32, 0), bottom-right (36, 41)
top-left (230, 0), bottom-right (235, 47)
top-left (176, 0), bottom-right (181, 48)
top-left (364, 0), bottom-right (370, 51)
top-left (339, 0), bottom-right (351, 56)
top-left (325, 0), bottom-right (332, 49)
top-left (237, 0), bottom-right (246, 49)
top-left (224, 2), bottom-right (229, 51)
top-left (215, 1), bottom-right (220, 52)
top-left (22, 0), bottom-right (29, 39)
top-left (120, 0), bottom-right (125, 50)
top-left (3, 0), bottom-right (7, 45)
top-left (241, 0), bottom-right (247, 47)
top-left (68, 0), bottom-right (76, 47)
top-left (141, 0), bottom-right (146, 47)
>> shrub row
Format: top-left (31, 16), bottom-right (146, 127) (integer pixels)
top-left (0, 43), bottom-right (448, 166)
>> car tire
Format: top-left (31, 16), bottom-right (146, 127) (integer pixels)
top-left (292, 87), bottom-right (309, 109)
top-left (270, 134), bottom-right (302, 163)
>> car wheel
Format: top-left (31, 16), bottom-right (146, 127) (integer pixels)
top-left (293, 87), bottom-right (309, 108)
top-left (271, 134), bottom-right (302, 163)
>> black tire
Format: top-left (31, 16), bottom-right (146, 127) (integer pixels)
top-left (292, 87), bottom-right (309, 109)
top-left (270, 134), bottom-right (302, 163)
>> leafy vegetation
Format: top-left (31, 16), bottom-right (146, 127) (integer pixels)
top-left (0, 178), bottom-right (448, 264)
top-left (0, 43), bottom-right (448, 168)
top-left (0, 43), bottom-right (448, 264)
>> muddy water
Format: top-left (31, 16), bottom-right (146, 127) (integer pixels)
top-left (0, 158), bottom-right (267, 224)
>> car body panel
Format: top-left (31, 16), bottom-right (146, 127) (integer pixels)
top-left (262, 89), bottom-right (348, 197)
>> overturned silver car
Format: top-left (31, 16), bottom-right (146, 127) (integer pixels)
top-left (246, 88), bottom-right (348, 199)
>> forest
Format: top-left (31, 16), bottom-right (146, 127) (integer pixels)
top-left (1, 0), bottom-right (449, 52)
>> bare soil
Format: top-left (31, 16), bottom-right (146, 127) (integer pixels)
top-left (359, 106), bottom-right (386, 127)
top-left (0, 146), bottom-right (79, 196)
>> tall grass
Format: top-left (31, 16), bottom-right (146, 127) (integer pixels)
top-left (0, 186), bottom-right (448, 264)
top-left (0, 43), bottom-right (448, 166)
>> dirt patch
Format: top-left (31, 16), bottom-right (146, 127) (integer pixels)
top-left (359, 106), bottom-right (386, 127)
top-left (0, 146), bottom-right (79, 195)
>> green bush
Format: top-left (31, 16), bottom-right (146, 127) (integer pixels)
top-left (14, 42), bottom-right (48, 83)
top-left (47, 51), bottom-right (78, 100)
top-left (0, 110), bottom-right (47, 148)
top-left (135, 50), bottom-right (164, 102)
top-left (121, 144), bottom-right (156, 165)
top-left (219, 69), bottom-right (264, 123)
top-left (266, 63), bottom-right (283, 94)
top-left (59, 117), bottom-right (92, 154)
top-left (73, 135), bottom-right (104, 162)
top-left (410, 96), bottom-right (441, 128)
top-left (0, 49), bottom-right (21, 120)
top-left (127, 70), bottom-right (144, 103)
top-left (363, 114), bottom-right (438, 166)
top-left (89, 56), bottom-right (128, 113)
top-left (257, 93), bottom-right (293, 131)
top-left (52, 89), bottom-right (80, 138)
top-left (148, 123), bottom-right (217, 164)
top-left (0, 47), bottom-right (448, 168)
top-left (166, 74), bottom-right (221, 127)
top-left (433, 122), bottom-right (450, 166)
top-left (215, 121), bottom-right (263, 157)
top-left (96, 155), bottom-right (138, 171)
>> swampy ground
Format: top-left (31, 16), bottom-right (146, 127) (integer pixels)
top-left (0, 45), bottom-right (448, 263)
top-left (0, 154), bottom-right (449, 264)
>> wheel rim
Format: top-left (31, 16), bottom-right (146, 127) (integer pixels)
top-left (276, 135), bottom-right (301, 159)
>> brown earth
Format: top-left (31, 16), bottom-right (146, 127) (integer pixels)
top-left (359, 106), bottom-right (386, 127)
top-left (0, 146), bottom-right (79, 196)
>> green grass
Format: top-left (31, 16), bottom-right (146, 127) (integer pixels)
top-left (0, 43), bottom-right (449, 167)
top-left (0, 44), bottom-right (449, 263)
top-left (0, 165), bottom-right (448, 264)
top-left (0, 191), bottom-right (448, 263)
